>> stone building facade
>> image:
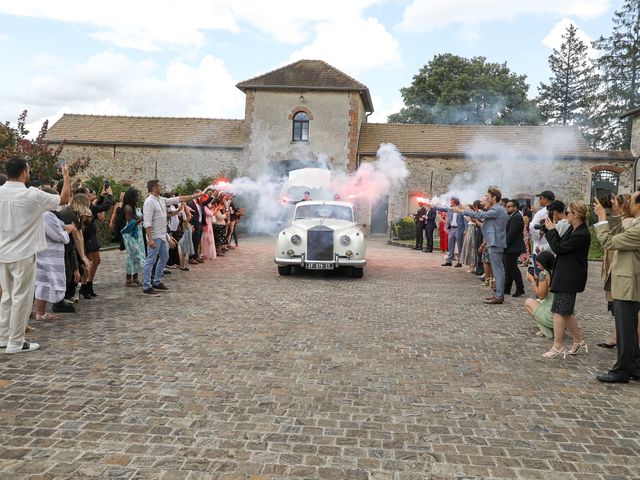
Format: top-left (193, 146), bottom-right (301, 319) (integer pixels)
top-left (47, 60), bottom-right (638, 234)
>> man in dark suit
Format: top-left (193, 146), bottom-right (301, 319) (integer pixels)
top-left (188, 191), bottom-right (205, 264)
top-left (503, 199), bottom-right (526, 297)
top-left (424, 203), bottom-right (437, 253)
top-left (413, 202), bottom-right (426, 250)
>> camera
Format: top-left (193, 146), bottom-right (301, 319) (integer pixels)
top-left (104, 180), bottom-right (110, 189)
top-left (533, 223), bottom-right (545, 230)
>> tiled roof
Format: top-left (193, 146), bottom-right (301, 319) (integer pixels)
top-left (46, 114), bottom-right (247, 148)
top-left (237, 60), bottom-right (373, 112)
top-left (358, 123), bottom-right (634, 160)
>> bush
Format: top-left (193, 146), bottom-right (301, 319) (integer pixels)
top-left (392, 216), bottom-right (416, 240)
top-left (172, 177), bottom-right (213, 196)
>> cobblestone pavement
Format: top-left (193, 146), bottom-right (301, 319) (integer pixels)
top-left (1, 236), bottom-right (639, 480)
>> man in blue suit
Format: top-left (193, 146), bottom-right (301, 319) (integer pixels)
top-left (453, 187), bottom-right (508, 304)
top-left (441, 197), bottom-right (465, 267)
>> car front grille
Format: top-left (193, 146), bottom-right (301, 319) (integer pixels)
top-left (307, 226), bottom-right (333, 261)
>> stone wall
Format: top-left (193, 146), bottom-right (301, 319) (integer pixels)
top-left (246, 90), bottom-right (352, 175)
top-left (358, 154), bottom-right (634, 227)
top-left (631, 115), bottom-right (640, 157)
top-left (58, 143), bottom-right (241, 190)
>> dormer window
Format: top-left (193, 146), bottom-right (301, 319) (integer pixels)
top-left (292, 111), bottom-right (310, 142)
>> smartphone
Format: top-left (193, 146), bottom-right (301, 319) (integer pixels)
top-left (57, 157), bottom-right (66, 172)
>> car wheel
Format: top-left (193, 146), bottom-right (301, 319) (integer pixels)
top-left (278, 266), bottom-right (293, 276)
top-left (350, 267), bottom-right (364, 278)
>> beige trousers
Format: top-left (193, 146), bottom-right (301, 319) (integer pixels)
top-left (0, 255), bottom-right (36, 348)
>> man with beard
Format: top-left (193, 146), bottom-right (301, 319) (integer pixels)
top-left (0, 156), bottom-right (71, 353)
top-left (503, 199), bottom-right (526, 297)
top-left (453, 188), bottom-right (508, 304)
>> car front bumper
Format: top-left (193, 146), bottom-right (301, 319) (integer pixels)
top-left (274, 254), bottom-right (366, 268)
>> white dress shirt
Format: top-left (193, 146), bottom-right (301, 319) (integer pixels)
top-left (0, 181), bottom-right (61, 263)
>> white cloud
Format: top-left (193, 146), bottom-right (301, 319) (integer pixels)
top-left (0, 0), bottom-right (386, 50)
top-left (542, 18), bottom-right (595, 57)
top-left (0, 1), bottom-right (239, 51)
top-left (0, 52), bottom-right (246, 132)
top-left (288, 17), bottom-right (402, 75)
top-left (368, 95), bottom-right (404, 123)
top-left (399, 0), bottom-right (612, 32)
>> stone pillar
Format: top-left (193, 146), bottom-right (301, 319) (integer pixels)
top-left (631, 115), bottom-right (640, 157)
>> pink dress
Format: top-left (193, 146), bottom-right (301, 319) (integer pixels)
top-left (202, 206), bottom-right (216, 259)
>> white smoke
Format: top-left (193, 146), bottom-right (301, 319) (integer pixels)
top-left (216, 143), bottom-right (409, 234)
top-left (442, 128), bottom-right (582, 205)
top-left (330, 142), bottom-right (409, 203)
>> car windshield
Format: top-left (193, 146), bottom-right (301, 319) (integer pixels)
top-left (295, 205), bottom-right (353, 221)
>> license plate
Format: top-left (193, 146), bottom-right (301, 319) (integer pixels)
top-left (306, 263), bottom-right (334, 270)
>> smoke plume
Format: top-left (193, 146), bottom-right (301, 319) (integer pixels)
top-left (441, 128), bottom-right (582, 205)
top-left (220, 143), bottom-right (408, 234)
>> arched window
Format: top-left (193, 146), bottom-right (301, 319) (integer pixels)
top-left (292, 111), bottom-right (309, 142)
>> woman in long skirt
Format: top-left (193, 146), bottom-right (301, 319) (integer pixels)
top-left (121, 188), bottom-right (145, 287)
top-left (35, 208), bottom-right (72, 321)
top-left (438, 212), bottom-right (448, 253)
top-left (201, 204), bottom-right (216, 260)
top-left (178, 205), bottom-right (195, 270)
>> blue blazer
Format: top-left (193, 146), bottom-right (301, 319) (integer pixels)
top-left (463, 205), bottom-right (508, 248)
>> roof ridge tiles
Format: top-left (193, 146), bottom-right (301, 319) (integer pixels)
top-left (60, 113), bottom-right (242, 122)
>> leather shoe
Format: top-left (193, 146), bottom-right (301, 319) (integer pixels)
top-left (441, 262), bottom-right (452, 266)
top-left (484, 297), bottom-right (504, 304)
top-left (512, 291), bottom-right (525, 297)
top-left (454, 263), bottom-right (462, 267)
top-left (485, 295), bottom-right (495, 300)
top-left (596, 372), bottom-right (629, 383)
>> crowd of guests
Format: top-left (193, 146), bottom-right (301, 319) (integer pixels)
top-left (0, 156), bottom-right (241, 354)
top-left (414, 186), bottom-right (640, 383)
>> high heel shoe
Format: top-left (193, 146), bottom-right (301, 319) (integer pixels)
top-left (542, 347), bottom-right (566, 359)
top-left (567, 341), bottom-right (588, 355)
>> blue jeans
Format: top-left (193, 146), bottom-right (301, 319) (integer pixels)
top-left (143, 237), bottom-right (169, 289)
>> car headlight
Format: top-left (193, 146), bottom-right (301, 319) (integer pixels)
top-left (340, 235), bottom-right (351, 246)
top-left (291, 234), bottom-right (302, 245)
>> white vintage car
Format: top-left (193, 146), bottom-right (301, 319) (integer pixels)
top-left (274, 201), bottom-right (366, 277)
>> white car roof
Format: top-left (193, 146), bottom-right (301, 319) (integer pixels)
top-left (295, 200), bottom-right (353, 207)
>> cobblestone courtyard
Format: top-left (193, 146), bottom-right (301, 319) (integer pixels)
top-left (1, 236), bottom-right (639, 480)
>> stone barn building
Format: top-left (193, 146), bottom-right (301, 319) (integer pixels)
top-left (47, 60), bottom-right (639, 234)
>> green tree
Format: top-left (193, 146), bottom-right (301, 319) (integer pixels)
top-left (0, 110), bottom-right (90, 183)
top-left (537, 24), bottom-right (600, 129)
top-left (591, 0), bottom-right (640, 150)
top-left (388, 54), bottom-right (539, 125)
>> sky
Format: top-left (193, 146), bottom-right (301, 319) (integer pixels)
top-left (0, 0), bottom-right (623, 135)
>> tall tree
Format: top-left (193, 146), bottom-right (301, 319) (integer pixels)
top-left (592, 0), bottom-right (640, 150)
top-left (537, 24), bottom-right (600, 129)
top-left (388, 54), bottom-right (539, 126)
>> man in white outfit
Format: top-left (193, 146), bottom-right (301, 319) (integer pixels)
top-left (0, 156), bottom-right (71, 353)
